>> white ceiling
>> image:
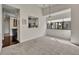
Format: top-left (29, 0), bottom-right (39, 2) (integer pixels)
top-left (37, 4), bottom-right (50, 8)
top-left (36, 4), bottom-right (56, 8)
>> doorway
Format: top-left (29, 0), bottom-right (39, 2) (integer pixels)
top-left (2, 5), bottom-right (20, 47)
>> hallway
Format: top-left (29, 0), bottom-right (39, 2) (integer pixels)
top-left (0, 36), bottom-right (79, 55)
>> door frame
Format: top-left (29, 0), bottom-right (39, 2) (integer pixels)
top-left (2, 4), bottom-right (20, 47)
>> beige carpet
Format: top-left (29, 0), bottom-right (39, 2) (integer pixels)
top-left (0, 36), bottom-right (79, 55)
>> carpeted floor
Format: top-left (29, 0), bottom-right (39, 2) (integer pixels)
top-left (0, 36), bottom-right (79, 55)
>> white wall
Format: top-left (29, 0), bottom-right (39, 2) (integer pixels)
top-left (4, 18), bottom-right (10, 33)
top-left (43, 4), bottom-right (79, 44)
top-left (8, 4), bottom-right (46, 42)
top-left (70, 5), bottom-right (79, 44)
top-left (46, 29), bottom-right (71, 40)
top-left (45, 8), bottom-right (71, 40)
top-left (0, 4), bottom-right (2, 51)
